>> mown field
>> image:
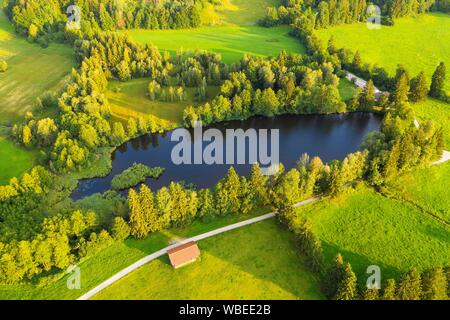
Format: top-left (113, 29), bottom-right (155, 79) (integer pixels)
top-left (94, 219), bottom-right (323, 300)
top-left (295, 184), bottom-right (450, 281)
top-left (107, 79), bottom-right (219, 125)
top-left (318, 13), bottom-right (450, 93)
top-left (125, 25), bottom-right (305, 64)
top-left (0, 10), bottom-right (75, 122)
top-left (122, 0), bottom-right (304, 64)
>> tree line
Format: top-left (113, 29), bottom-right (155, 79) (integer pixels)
top-left (260, 0), bottom-right (441, 28)
top-left (5, 0), bottom-right (220, 44)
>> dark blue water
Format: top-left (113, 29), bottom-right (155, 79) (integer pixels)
top-left (72, 113), bottom-right (382, 199)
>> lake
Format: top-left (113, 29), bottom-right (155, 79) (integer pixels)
top-left (72, 113), bottom-right (382, 199)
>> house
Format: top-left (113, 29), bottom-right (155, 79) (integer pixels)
top-left (167, 241), bottom-right (200, 269)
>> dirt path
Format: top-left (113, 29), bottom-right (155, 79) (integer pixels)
top-left (77, 198), bottom-right (320, 300)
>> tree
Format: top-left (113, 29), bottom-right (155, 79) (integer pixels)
top-left (362, 287), bottom-right (380, 300)
top-left (359, 79), bottom-right (376, 111)
top-left (0, 60), bottom-right (7, 72)
top-left (127, 118), bottom-right (138, 137)
top-left (112, 217), bottom-right (131, 240)
top-left (295, 219), bottom-right (324, 273)
top-left (128, 188), bottom-right (148, 239)
top-left (334, 263), bottom-right (358, 300)
top-left (409, 71), bottom-right (428, 102)
top-left (397, 268), bottom-right (423, 300)
top-left (139, 184), bottom-right (161, 232)
top-left (391, 73), bottom-right (410, 106)
top-left (327, 161), bottom-right (344, 197)
top-left (423, 267), bottom-right (448, 300)
top-left (351, 50), bottom-right (362, 71)
top-left (429, 62), bottom-right (446, 98)
top-left (22, 126), bottom-right (32, 146)
top-left (28, 24), bottom-right (38, 38)
top-left (382, 279), bottom-right (397, 300)
top-left (223, 167), bottom-right (241, 215)
top-left (249, 163), bottom-right (268, 205)
top-left (323, 254), bottom-right (345, 298)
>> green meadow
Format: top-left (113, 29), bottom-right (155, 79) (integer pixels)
top-left (0, 137), bottom-right (37, 185)
top-left (124, 25), bottom-right (305, 64)
top-left (121, 0), bottom-right (304, 64)
top-left (94, 219), bottom-right (323, 300)
top-left (107, 79), bottom-right (219, 125)
top-left (412, 98), bottom-right (450, 147)
top-left (318, 13), bottom-right (450, 93)
top-left (295, 184), bottom-right (450, 281)
top-left (387, 162), bottom-right (450, 222)
top-left (0, 9), bottom-right (75, 122)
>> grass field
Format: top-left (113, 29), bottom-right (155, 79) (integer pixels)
top-left (338, 78), bottom-right (357, 101)
top-left (0, 207), bottom-right (319, 300)
top-left (94, 219), bottom-right (323, 300)
top-left (295, 184), bottom-right (450, 281)
top-left (0, 9), bottom-right (75, 122)
top-left (107, 79), bottom-right (219, 124)
top-left (0, 137), bottom-right (37, 185)
top-left (318, 13), bottom-right (450, 93)
top-left (122, 0), bottom-right (304, 64)
top-left (125, 25), bottom-right (305, 64)
top-left (387, 162), bottom-right (450, 223)
top-left (412, 98), bottom-right (450, 148)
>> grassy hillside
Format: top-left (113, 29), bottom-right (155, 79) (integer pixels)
top-left (94, 219), bottom-right (323, 300)
top-left (0, 9), bottom-right (75, 122)
top-left (107, 79), bottom-right (219, 125)
top-left (295, 184), bottom-right (450, 281)
top-left (318, 13), bottom-right (450, 93)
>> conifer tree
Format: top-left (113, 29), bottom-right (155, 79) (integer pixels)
top-left (334, 263), bottom-right (358, 300)
top-left (128, 188), bottom-right (148, 239)
top-left (323, 254), bottom-right (346, 298)
top-left (223, 167), bottom-right (241, 215)
top-left (423, 267), bottom-right (448, 300)
top-left (382, 279), bottom-right (397, 300)
top-left (249, 163), bottom-right (268, 205)
top-left (112, 216), bottom-right (131, 240)
top-left (391, 73), bottom-right (410, 106)
top-left (397, 268), bottom-right (423, 300)
top-left (359, 79), bottom-right (376, 111)
top-left (429, 62), bottom-right (446, 98)
top-left (409, 71), bottom-right (428, 102)
top-left (140, 184), bottom-right (160, 232)
top-left (362, 287), bottom-right (380, 300)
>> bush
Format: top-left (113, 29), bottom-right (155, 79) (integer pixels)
top-left (0, 60), bottom-right (8, 72)
top-left (111, 163), bottom-right (165, 190)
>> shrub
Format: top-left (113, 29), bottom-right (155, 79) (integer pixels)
top-left (111, 163), bottom-right (165, 190)
top-left (0, 60), bottom-right (8, 72)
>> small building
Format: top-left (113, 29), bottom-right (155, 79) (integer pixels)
top-left (167, 241), bottom-right (200, 269)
